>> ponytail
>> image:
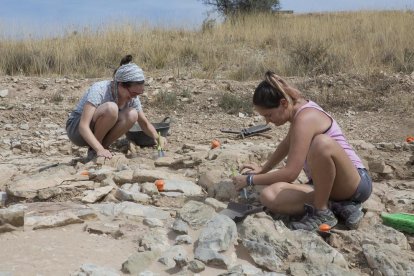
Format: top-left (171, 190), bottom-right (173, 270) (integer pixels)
top-left (253, 71), bottom-right (302, 108)
top-left (265, 71), bottom-right (292, 105)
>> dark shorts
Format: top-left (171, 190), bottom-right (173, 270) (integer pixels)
top-left (307, 168), bottom-right (372, 203)
top-left (66, 114), bottom-right (93, 147)
top-left (349, 168), bottom-right (372, 203)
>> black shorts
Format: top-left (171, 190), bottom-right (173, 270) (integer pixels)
top-left (349, 168), bottom-right (372, 203)
top-left (66, 114), bottom-right (93, 147)
top-left (307, 168), bottom-right (372, 203)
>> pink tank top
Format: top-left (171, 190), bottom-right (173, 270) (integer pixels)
top-left (295, 101), bottom-right (364, 179)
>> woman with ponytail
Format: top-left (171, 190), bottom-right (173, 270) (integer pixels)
top-left (233, 71), bottom-right (371, 231)
top-left (66, 55), bottom-right (166, 160)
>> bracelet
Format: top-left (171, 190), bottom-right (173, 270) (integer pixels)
top-left (246, 174), bottom-right (254, 187)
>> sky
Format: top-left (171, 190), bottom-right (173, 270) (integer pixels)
top-left (0, 0), bottom-right (413, 38)
top-left (281, 0), bottom-right (414, 13)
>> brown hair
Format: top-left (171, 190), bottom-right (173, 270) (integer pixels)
top-left (253, 71), bottom-right (302, 108)
top-left (113, 54), bottom-right (133, 77)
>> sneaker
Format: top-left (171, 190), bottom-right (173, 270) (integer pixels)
top-left (290, 204), bottom-right (338, 231)
top-left (331, 201), bottom-right (364, 230)
top-left (85, 147), bottom-right (97, 162)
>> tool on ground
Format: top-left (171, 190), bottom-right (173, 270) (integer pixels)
top-left (220, 124), bottom-right (271, 139)
top-left (38, 163), bottom-right (59, 172)
top-left (220, 201), bottom-right (265, 222)
top-left (317, 223), bottom-right (332, 239)
top-left (381, 212), bottom-right (414, 234)
top-left (157, 131), bottom-right (165, 157)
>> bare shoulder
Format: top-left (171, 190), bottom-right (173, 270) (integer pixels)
top-left (293, 107), bottom-right (331, 134)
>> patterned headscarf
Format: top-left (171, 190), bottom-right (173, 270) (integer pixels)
top-left (113, 63), bottom-right (145, 103)
top-left (114, 63), bottom-right (145, 83)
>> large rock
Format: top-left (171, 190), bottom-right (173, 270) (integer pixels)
top-left (194, 214), bottom-right (237, 268)
top-left (122, 251), bottom-right (160, 274)
top-left (0, 204), bottom-right (24, 228)
top-left (239, 215), bottom-right (348, 272)
top-left (71, 263), bottom-right (120, 276)
top-left (363, 242), bottom-right (414, 275)
top-left (198, 169), bottom-right (224, 196)
top-left (177, 200), bottom-right (216, 229)
top-left (27, 212), bottom-right (83, 230)
top-left (196, 214), bottom-right (237, 252)
top-left (112, 170), bottom-right (134, 185)
top-left (132, 169), bottom-right (187, 183)
top-left (163, 179), bottom-right (203, 195)
top-left (6, 170), bottom-right (79, 199)
top-left (82, 186), bottom-right (114, 203)
top-left (91, 202), bottom-right (170, 221)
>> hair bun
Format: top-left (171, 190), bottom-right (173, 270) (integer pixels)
top-left (120, 55), bottom-right (133, 66)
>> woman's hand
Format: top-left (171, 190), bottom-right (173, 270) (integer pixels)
top-left (157, 136), bottom-right (168, 149)
top-left (232, 175), bottom-right (248, 191)
top-left (240, 163), bottom-right (262, 175)
top-left (96, 148), bottom-right (112, 159)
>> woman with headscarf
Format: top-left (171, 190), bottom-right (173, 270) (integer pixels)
top-left (66, 55), bottom-right (166, 160)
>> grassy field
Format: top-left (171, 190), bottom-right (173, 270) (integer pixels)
top-left (0, 11), bottom-right (413, 79)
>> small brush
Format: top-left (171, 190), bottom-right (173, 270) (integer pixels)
top-left (157, 132), bottom-right (165, 157)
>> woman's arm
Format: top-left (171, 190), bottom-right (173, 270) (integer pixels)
top-left (234, 111), bottom-right (319, 189)
top-left (240, 133), bottom-right (290, 175)
top-left (137, 111), bottom-right (165, 146)
top-left (255, 110), bottom-right (322, 185)
top-left (261, 134), bottom-right (290, 173)
top-left (79, 103), bottom-right (103, 151)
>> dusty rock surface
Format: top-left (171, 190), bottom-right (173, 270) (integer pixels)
top-left (0, 73), bottom-right (414, 275)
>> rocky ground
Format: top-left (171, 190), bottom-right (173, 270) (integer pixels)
top-left (0, 72), bottom-right (413, 275)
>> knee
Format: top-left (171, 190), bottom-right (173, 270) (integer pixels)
top-left (125, 108), bottom-right (138, 123)
top-left (101, 102), bottom-right (119, 118)
top-left (259, 184), bottom-right (283, 207)
top-left (308, 134), bottom-right (335, 159)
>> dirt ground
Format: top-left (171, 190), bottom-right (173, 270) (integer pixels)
top-left (0, 72), bottom-right (413, 275)
top-left (0, 223), bottom-right (136, 274)
top-left (1, 73), bottom-right (413, 145)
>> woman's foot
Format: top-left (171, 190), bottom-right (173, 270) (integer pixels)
top-left (331, 201), bottom-right (364, 230)
top-left (290, 204), bottom-right (337, 231)
top-left (85, 147), bottom-right (97, 162)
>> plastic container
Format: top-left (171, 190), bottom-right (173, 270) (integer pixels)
top-left (381, 212), bottom-right (414, 234)
top-left (126, 117), bottom-right (170, 147)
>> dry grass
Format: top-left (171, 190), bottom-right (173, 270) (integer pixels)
top-left (0, 11), bottom-right (413, 80)
top-left (218, 92), bottom-right (253, 115)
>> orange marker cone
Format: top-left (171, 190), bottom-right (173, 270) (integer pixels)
top-left (155, 179), bottom-right (165, 192)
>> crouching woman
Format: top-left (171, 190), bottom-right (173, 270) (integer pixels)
top-left (233, 71), bottom-right (372, 231)
top-left (66, 55), bottom-right (166, 160)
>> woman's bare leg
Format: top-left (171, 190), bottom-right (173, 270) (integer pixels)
top-left (92, 102), bottom-right (119, 146)
top-left (101, 107), bottom-right (138, 148)
top-left (307, 134), bottom-right (360, 210)
top-left (260, 182), bottom-right (314, 215)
